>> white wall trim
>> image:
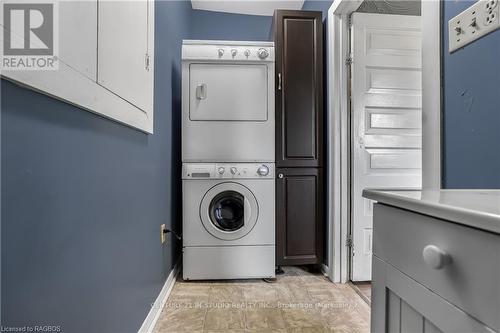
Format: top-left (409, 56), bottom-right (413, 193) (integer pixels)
top-left (138, 261), bottom-right (180, 333)
top-left (421, 0), bottom-right (442, 189)
top-left (326, 0), bottom-right (442, 283)
top-left (327, 0), bottom-right (363, 284)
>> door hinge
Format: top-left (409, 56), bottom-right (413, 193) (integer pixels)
top-left (345, 57), bottom-right (353, 66)
top-left (145, 53), bottom-right (150, 71)
top-left (346, 235), bottom-right (354, 247)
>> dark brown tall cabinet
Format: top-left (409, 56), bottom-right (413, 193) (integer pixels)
top-left (273, 10), bottom-right (324, 266)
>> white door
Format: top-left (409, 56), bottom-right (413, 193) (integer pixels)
top-left (189, 64), bottom-right (268, 121)
top-left (97, 0), bottom-right (153, 112)
top-left (351, 13), bottom-right (422, 281)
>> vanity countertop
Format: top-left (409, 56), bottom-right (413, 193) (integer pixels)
top-left (362, 189), bottom-right (500, 235)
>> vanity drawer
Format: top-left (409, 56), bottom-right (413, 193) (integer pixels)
top-left (373, 203), bottom-right (500, 332)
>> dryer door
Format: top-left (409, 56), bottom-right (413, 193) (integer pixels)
top-left (200, 182), bottom-right (259, 240)
top-left (189, 64), bottom-right (268, 121)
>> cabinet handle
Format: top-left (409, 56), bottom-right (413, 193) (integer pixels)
top-left (423, 245), bottom-right (451, 270)
top-left (278, 173), bottom-right (284, 179)
top-left (278, 73), bottom-right (282, 90)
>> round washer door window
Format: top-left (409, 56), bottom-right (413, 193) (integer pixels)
top-left (200, 182), bottom-right (258, 241)
top-left (209, 191), bottom-right (244, 232)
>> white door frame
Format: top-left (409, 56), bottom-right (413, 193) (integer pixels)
top-left (326, 0), bottom-right (442, 283)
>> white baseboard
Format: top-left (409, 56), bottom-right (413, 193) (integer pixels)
top-left (138, 261), bottom-right (180, 333)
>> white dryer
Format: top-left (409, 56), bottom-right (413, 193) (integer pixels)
top-left (181, 40), bottom-right (275, 163)
top-left (182, 163), bottom-right (275, 280)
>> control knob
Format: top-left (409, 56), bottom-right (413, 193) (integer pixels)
top-left (218, 48), bottom-right (224, 57)
top-left (257, 48), bottom-right (269, 59)
top-left (218, 167), bottom-right (225, 175)
top-left (244, 49), bottom-right (251, 57)
top-left (257, 165), bottom-right (269, 176)
top-left (230, 167), bottom-right (238, 175)
top-left (231, 49), bottom-right (237, 57)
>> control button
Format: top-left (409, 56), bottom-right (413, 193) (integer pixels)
top-left (257, 48), bottom-right (269, 59)
top-left (244, 49), bottom-right (251, 57)
top-left (218, 167), bottom-right (225, 175)
top-left (257, 165), bottom-right (269, 176)
top-left (231, 49), bottom-right (237, 57)
top-left (230, 167), bottom-right (237, 175)
top-left (218, 49), bottom-right (224, 57)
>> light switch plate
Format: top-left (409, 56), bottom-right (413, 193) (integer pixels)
top-left (449, 0), bottom-right (499, 52)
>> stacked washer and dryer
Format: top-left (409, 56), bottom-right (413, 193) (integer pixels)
top-left (181, 40), bottom-right (276, 280)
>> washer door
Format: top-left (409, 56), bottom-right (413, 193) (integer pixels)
top-left (200, 182), bottom-right (259, 240)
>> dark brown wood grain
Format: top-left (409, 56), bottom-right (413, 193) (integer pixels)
top-left (276, 168), bottom-right (324, 265)
top-left (273, 10), bottom-right (325, 266)
top-left (273, 10), bottom-right (324, 168)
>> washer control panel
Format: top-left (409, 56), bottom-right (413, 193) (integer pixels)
top-left (183, 163), bottom-right (275, 179)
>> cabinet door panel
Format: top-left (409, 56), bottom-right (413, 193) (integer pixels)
top-left (276, 168), bottom-right (323, 265)
top-left (373, 204), bottom-right (500, 331)
top-left (97, 0), bottom-right (153, 112)
top-left (59, 1), bottom-right (97, 80)
top-left (372, 256), bottom-right (495, 333)
top-left (274, 10), bottom-right (323, 168)
top-left (387, 290), bottom-right (401, 333)
top-left (400, 301), bottom-right (424, 333)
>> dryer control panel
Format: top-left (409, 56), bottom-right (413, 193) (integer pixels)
top-left (182, 40), bottom-right (275, 62)
top-left (183, 163), bottom-right (275, 179)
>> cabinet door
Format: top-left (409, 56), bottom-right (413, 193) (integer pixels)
top-left (97, 0), bottom-right (154, 113)
top-left (372, 256), bottom-right (495, 333)
top-left (59, 1), bottom-right (97, 81)
top-left (274, 10), bottom-right (323, 168)
top-left (276, 168), bottom-right (323, 265)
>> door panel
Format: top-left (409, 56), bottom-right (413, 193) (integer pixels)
top-left (351, 13), bottom-right (422, 281)
top-left (274, 10), bottom-right (323, 167)
top-left (97, 0), bottom-right (152, 112)
top-left (59, 1), bottom-right (97, 81)
top-left (189, 64), bottom-right (268, 121)
top-left (276, 168), bottom-right (323, 265)
top-left (372, 257), bottom-right (493, 333)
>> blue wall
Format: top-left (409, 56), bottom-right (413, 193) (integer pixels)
top-left (191, 9), bottom-right (273, 41)
top-left (190, 0), bottom-right (333, 41)
top-left (442, 1), bottom-right (500, 188)
top-left (1, 1), bottom-right (191, 332)
top-left (301, 0), bottom-right (333, 20)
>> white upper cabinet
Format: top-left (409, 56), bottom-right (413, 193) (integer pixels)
top-left (1, 0), bottom-right (155, 133)
top-left (59, 1), bottom-right (97, 81)
top-left (97, 0), bottom-right (154, 113)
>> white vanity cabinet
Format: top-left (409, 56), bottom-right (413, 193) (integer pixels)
top-left (363, 190), bottom-right (500, 333)
top-left (1, 0), bottom-right (155, 133)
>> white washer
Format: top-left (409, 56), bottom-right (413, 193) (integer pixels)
top-left (182, 163), bottom-right (275, 280)
top-left (181, 40), bottom-right (275, 163)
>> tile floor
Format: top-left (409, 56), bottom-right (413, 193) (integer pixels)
top-left (154, 266), bottom-right (370, 333)
top-left (351, 282), bottom-right (371, 303)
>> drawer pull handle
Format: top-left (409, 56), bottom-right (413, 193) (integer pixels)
top-left (423, 245), bottom-right (450, 270)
